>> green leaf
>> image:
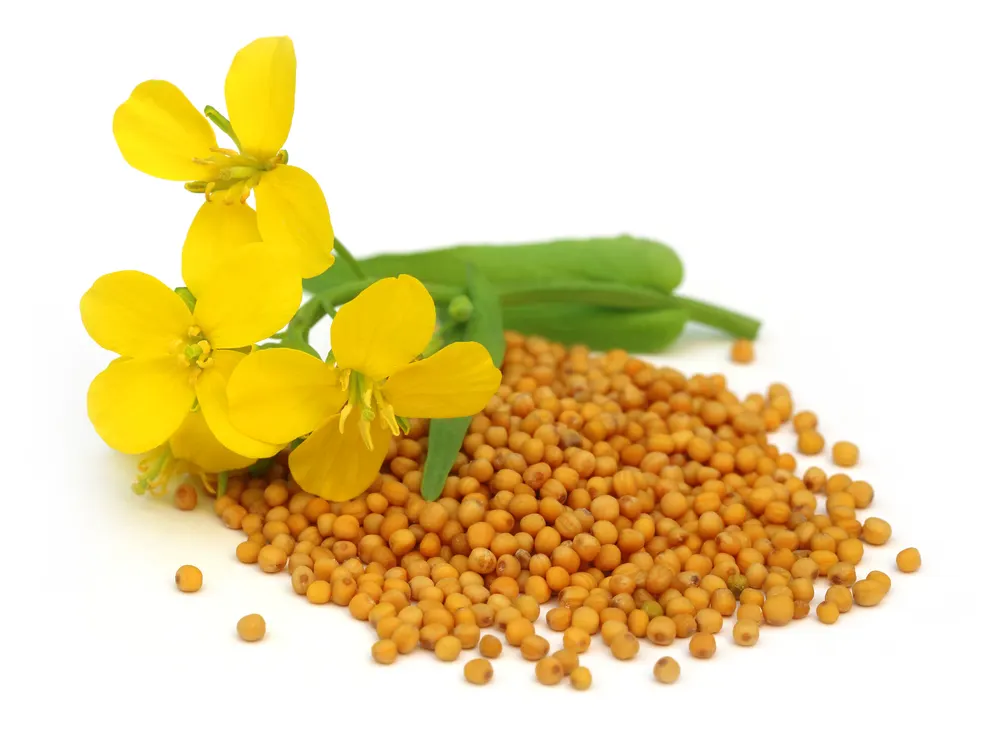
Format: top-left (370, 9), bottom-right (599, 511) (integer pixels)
top-left (422, 264), bottom-right (505, 501)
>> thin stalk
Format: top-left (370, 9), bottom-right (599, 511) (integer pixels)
top-left (334, 238), bottom-right (366, 280)
top-left (670, 295), bottom-right (761, 340)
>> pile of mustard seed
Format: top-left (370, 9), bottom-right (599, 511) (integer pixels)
top-left (179, 332), bottom-right (921, 686)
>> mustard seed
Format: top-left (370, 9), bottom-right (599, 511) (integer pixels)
top-left (553, 648), bottom-right (579, 673)
top-left (653, 656), bottom-right (681, 684)
top-left (520, 634), bottom-right (550, 661)
top-left (479, 634), bottom-right (503, 658)
top-left (610, 631), bottom-right (639, 660)
top-left (464, 658), bottom-right (494, 685)
top-left (174, 483), bottom-right (197, 511)
top-left (896, 547), bottom-right (921, 573)
top-left (570, 666), bottom-right (592, 690)
top-left (372, 639), bottom-right (398, 665)
top-left (689, 632), bottom-right (716, 659)
top-left (733, 619), bottom-right (759, 646)
top-left (435, 635), bottom-right (462, 661)
top-left (236, 613), bottom-right (265, 642)
top-left (832, 441), bottom-right (859, 467)
top-left (817, 601), bottom-right (840, 624)
top-left (535, 656), bottom-right (564, 685)
top-left (175, 565), bottom-right (202, 593)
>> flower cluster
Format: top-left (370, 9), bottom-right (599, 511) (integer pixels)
top-left (84, 37), bottom-right (501, 502)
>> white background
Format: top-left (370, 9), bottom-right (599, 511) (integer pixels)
top-left (3, 1), bottom-right (998, 726)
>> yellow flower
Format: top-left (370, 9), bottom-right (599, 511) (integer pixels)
top-left (227, 275), bottom-right (502, 501)
top-left (112, 36), bottom-right (334, 279)
top-left (80, 243), bottom-right (301, 473)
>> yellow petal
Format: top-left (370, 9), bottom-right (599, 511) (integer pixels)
top-left (329, 275), bottom-right (436, 381)
top-left (87, 357), bottom-right (194, 454)
top-left (112, 80), bottom-right (218, 181)
top-left (254, 165), bottom-right (335, 279)
top-left (170, 410), bottom-right (256, 474)
top-left (225, 36), bottom-right (296, 159)
top-left (195, 350), bottom-right (283, 460)
top-left (382, 341), bottom-right (501, 418)
top-left (193, 241), bottom-right (302, 349)
top-left (288, 411), bottom-right (390, 502)
top-left (81, 271), bottom-right (194, 358)
top-left (182, 201), bottom-right (261, 299)
top-left (227, 347), bottom-right (346, 444)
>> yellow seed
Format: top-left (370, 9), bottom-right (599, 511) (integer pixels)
top-left (610, 632), bottom-right (639, 660)
top-left (257, 545), bottom-right (287, 573)
top-left (732, 619), bottom-right (759, 646)
top-left (520, 634), bottom-right (550, 661)
top-left (852, 579), bottom-right (887, 607)
top-left (689, 632), bottom-right (716, 659)
top-left (553, 648), bottom-right (579, 673)
top-left (896, 547), bottom-right (921, 573)
top-left (434, 635), bottom-right (462, 661)
top-left (826, 585), bottom-right (853, 613)
top-left (371, 639), bottom-right (398, 665)
top-left (505, 617), bottom-right (535, 647)
top-left (454, 623), bottom-right (481, 650)
top-left (391, 623), bottom-right (420, 654)
top-left (817, 601), bottom-right (840, 624)
top-left (653, 656), bottom-right (681, 684)
top-left (306, 580), bottom-right (331, 605)
top-left (867, 570), bottom-right (892, 591)
top-left (464, 658), bottom-right (494, 685)
top-left (797, 430), bottom-right (825, 456)
top-left (419, 623), bottom-right (449, 651)
top-left (647, 616), bottom-right (676, 646)
top-left (535, 656), bottom-right (564, 685)
top-left (479, 634), bottom-right (503, 658)
top-left (348, 593), bottom-right (376, 620)
top-left (569, 666), bottom-right (592, 690)
top-left (731, 339), bottom-right (754, 364)
top-left (174, 482), bottom-right (198, 511)
top-left (831, 441), bottom-right (859, 467)
top-left (762, 595), bottom-right (794, 626)
top-left (236, 540), bottom-right (261, 564)
top-left (236, 613), bottom-right (265, 642)
top-left (862, 517), bottom-right (892, 545)
top-left (175, 565), bottom-right (202, 593)
top-left (564, 626), bottom-right (591, 653)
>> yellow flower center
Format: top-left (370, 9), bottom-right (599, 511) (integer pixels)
top-left (184, 148), bottom-right (287, 203)
top-left (173, 326), bottom-right (214, 383)
top-left (337, 369), bottom-right (406, 450)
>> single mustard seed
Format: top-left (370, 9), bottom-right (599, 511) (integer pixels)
top-left (175, 565), bottom-right (202, 593)
top-left (731, 339), bottom-right (754, 364)
top-left (689, 632), bottom-right (716, 659)
top-left (570, 666), bottom-right (592, 690)
top-left (610, 631), bottom-right (639, 660)
top-left (797, 430), bottom-right (825, 456)
top-left (817, 601), bottom-right (840, 624)
top-left (852, 579), bottom-right (887, 607)
top-left (236, 614), bottom-right (266, 642)
top-left (520, 634), bottom-right (550, 661)
top-left (653, 656), bottom-right (681, 684)
top-left (174, 483), bottom-right (198, 511)
top-left (862, 517), bottom-right (892, 546)
top-left (896, 547), bottom-right (921, 573)
top-left (535, 656), bottom-right (564, 686)
top-left (832, 441), bottom-right (859, 467)
top-left (733, 619), bottom-right (759, 646)
top-left (553, 648), bottom-right (579, 673)
top-left (435, 635), bottom-right (462, 662)
top-left (479, 634), bottom-right (503, 658)
top-left (372, 639), bottom-right (398, 665)
top-left (464, 658), bottom-right (494, 685)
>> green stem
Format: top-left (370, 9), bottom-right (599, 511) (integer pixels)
top-left (334, 238), bottom-right (366, 280)
top-left (670, 295), bottom-right (761, 340)
top-left (216, 471), bottom-right (229, 498)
